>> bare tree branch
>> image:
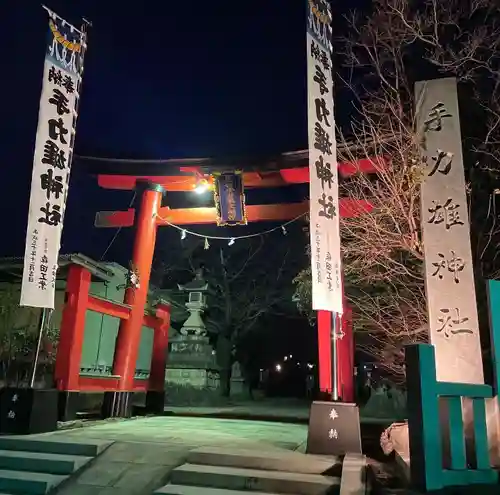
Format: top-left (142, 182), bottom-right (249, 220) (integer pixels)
top-left (295, 0), bottom-right (500, 378)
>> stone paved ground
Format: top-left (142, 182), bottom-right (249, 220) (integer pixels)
top-left (45, 416), bottom-right (308, 495)
top-left (162, 397), bottom-right (398, 425)
top-left (163, 398), bottom-right (311, 422)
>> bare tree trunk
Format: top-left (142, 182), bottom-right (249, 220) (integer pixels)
top-left (216, 333), bottom-right (232, 397)
top-left (219, 368), bottom-right (231, 398)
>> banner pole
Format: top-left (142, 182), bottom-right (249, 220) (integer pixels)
top-left (42, 5), bottom-right (83, 35)
top-left (331, 311), bottom-right (339, 401)
top-left (29, 308), bottom-right (53, 387)
top-left (64, 18), bottom-right (91, 175)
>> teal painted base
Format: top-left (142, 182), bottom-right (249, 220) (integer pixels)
top-left (405, 344), bottom-right (498, 491)
top-left (401, 279), bottom-right (500, 491)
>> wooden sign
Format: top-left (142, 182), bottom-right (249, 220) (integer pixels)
top-left (213, 172), bottom-right (247, 226)
top-left (0, 387), bottom-right (58, 434)
top-left (306, 401), bottom-right (362, 456)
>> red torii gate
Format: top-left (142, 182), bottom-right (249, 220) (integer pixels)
top-left (80, 151), bottom-right (377, 412)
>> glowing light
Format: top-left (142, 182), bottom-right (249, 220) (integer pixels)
top-left (195, 184), bottom-right (208, 194)
top-left (275, 364), bottom-right (282, 372)
top-left (181, 229), bottom-right (187, 240)
top-left (228, 238), bottom-right (235, 246)
top-left (194, 179), bottom-right (209, 194)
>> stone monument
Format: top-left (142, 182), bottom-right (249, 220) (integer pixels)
top-left (230, 361), bottom-right (245, 396)
top-left (165, 269), bottom-right (219, 392)
top-left (381, 77), bottom-right (500, 473)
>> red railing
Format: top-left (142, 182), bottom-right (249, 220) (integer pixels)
top-left (54, 264), bottom-right (170, 393)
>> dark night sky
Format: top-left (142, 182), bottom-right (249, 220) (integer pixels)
top-left (2, 1), bottom-right (370, 369)
top-left (1, 0), bottom-right (332, 261)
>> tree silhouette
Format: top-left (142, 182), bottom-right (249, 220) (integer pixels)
top-left (295, 0), bottom-right (500, 381)
top-left (156, 227), bottom-right (304, 396)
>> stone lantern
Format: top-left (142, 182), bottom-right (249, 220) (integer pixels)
top-left (177, 268), bottom-right (208, 336)
top-left (165, 269), bottom-right (219, 392)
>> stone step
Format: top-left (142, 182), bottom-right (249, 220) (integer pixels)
top-left (0, 437), bottom-right (110, 457)
top-left (0, 450), bottom-right (92, 475)
top-left (170, 464), bottom-right (339, 495)
top-left (187, 447), bottom-right (339, 475)
top-left (156, 485), bottom-right (285, 495)
top-left (0, 469), bottom-right (66, 494)
top-left (339, 454), bottom-right (368, 495)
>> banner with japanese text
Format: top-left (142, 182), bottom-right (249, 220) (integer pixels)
top-left (21, 11), bottom-right (85, 308)
top-left (416, 78), bottom-right (483, 384)
top-left (306, 0), bottom-right (343, 314)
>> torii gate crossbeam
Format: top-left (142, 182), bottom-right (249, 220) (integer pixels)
top-left (68, 152), bottom-right (382, 414)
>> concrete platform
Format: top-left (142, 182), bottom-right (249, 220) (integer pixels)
top-left (169, 463), bottom-right (339, 495)
top-left (0, 436), bottom-right (111, 457)
top-left (339, 454), bottom-right (368, 495)
top-left (187, 446), bottom-right (339, 475)
top-left (0, 469), bottom-right (66, 494)
top-left (0, 434), bottom-right (111, 494)
top-left (157, 485), bottom-right (287, 495)
top-left (0, 449), bottom-right (92, 475)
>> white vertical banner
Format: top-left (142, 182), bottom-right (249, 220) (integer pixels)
top-left (306, 0), bottom-right (343, 314)
top-left (21, 11), bottom-right (86, 308)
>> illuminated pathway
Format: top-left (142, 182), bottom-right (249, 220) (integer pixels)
top-left (46, 416), bottom-right (309, 494)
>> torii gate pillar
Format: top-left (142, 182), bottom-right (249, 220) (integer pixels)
top-left (317, 305), bottom-right (354, 402)
top-left (102, 181), bottom-right (164, 417)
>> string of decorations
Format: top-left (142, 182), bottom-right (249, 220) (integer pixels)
top-left (155, 213), bottom-right (307, 249)
top-left (99, 191), bottom-right (136, 261)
